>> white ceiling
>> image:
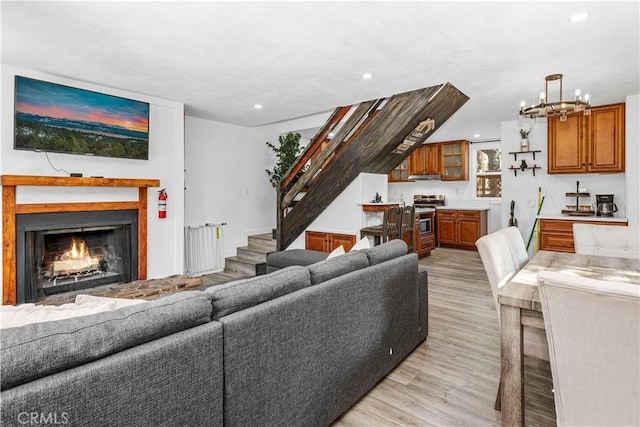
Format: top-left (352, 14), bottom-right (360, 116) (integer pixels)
top-left (2, 1), bottom-right (639, 141)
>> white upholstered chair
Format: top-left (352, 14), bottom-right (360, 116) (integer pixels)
top-left (476, 227), bottom-right (549, 409)
top-left (572, 223), bottom-right (640, 259)
top-left (537, 271), bottom-right (640, 427)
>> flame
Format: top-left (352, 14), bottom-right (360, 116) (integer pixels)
top-left (61, 238), bottom-right (91, 260)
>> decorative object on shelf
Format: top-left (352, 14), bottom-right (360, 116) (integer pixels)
top-left (519, 126), bottom-right (531, 151)
top-left (561, 181), bottom-right (595, 216)
top-left (519, 73), bottom-right (591, 122)
top-left (520, 159), bottom-right (528, 171)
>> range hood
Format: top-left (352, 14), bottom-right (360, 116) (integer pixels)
top-left (408, 174), bottom-right (441, 181)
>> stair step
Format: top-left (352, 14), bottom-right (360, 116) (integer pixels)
top-left (237, 246), bottom-right (269, 262)
top-left (247, 233), bottom-right (277, 252)
top-left (224, 256), bottom-right (266, 277)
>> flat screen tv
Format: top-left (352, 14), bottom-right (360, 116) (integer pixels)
top-left (14, 76), bottom-right (150, 160)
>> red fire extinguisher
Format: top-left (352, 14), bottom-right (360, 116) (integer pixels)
top-left (158, 189), bottom-right (167, 219)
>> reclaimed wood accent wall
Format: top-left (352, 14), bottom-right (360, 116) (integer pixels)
top-left (277, 83), bottom-right (469, 250)
top-left (1, 175), bottom-right (160, 305)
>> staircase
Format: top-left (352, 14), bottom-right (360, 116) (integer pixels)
top-left (224, 233), bottom-right (277, 276)
top-left (275, 83), bottom-right (470, 250)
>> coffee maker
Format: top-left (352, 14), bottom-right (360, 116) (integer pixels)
top-left (595, 194), bottom-right (618, 217)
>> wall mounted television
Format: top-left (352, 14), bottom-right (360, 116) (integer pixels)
top-left (14, 76), bottom-right (150, 160)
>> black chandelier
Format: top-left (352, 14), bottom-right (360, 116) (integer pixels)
top-left (520, 74), bottom-right (591, 122)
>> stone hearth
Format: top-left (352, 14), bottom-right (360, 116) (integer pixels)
top-left (38, 275), bottom-right (203, 305)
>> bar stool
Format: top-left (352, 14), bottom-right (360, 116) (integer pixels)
top-left (400, 205), bottom-right (415, 252)
top-left (360, 206), bottom-right (402, 246)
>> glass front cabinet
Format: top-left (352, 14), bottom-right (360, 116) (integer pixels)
top-left (441, 140), bottom-right (469, 181)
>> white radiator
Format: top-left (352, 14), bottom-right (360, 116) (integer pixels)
top-left (184, 223), bottom-right (225, 276)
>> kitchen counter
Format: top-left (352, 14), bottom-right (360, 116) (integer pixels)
top-left (359, 202), bottom-right (399, 213)
top-left (537, 214), bottom-right (628, 223)
top-left (435, 206), bottom-right (489, 211)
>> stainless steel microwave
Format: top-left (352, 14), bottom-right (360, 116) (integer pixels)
top-left (419, 217), bottom-right (432, 234)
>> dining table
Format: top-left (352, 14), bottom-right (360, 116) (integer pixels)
top-left (497, 250), bottom-right (640, 426)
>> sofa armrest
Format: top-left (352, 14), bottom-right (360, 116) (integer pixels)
top-left (418, 267), bottom-right (429, 342)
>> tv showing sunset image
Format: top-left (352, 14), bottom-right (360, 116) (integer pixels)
top-left (14, 76), bottom-right (149, 160)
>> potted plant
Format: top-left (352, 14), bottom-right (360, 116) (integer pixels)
top-left (519, 126), bottom-right (531, 151)
top-left (266, 132), bottom-right (305, 239)
top-left (265, 132), bottom-right (305, 190)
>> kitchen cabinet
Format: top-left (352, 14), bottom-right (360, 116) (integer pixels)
top-left (305, 231), bottom-right (356, 252)
top-left (388, 158), bottom-right (409, 182)
top-left (436, 209), bottom-right (487, 249)
top-left (409, 143), bottom-right (440, 176)
top-left (538, 218), bottom-right (627, 253)
top-left (548, 103), bottom-right (625, 174)
top-left (413, 211), bottom-right (436, 258)
top-left (440, 140), bottom-right (469, 181)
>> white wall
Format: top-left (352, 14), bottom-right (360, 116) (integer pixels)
top-left (184, 117), bottom-right (278, 257)
top-left (0, 67), bottom-right (186, 289)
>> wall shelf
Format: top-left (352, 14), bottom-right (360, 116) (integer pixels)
top-left (508, 150), bottom-right (542, 161)
top-left (509, 166), bottom-right (541, 176)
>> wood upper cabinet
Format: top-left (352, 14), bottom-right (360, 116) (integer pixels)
top-left (305, 231), bottom-right (356, 252)
top-left (539, 218), bottom-right (627, 253)
top-left (548, 103), bottom-right (625, 174)
top-left (440, 140), bottom-right (469, 181)
top-left (388, 158), bottom-right (409, 182)
top-left (409, 143), bottom-right (440, 176)
top-left (436, 209), bottom-right (487, 250)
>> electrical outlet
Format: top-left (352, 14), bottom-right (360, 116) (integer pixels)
top-left (526, 199), bottom-right (536, 208)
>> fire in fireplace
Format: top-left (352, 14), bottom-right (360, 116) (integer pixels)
top-left (16, 210), bottom-right (138, 303)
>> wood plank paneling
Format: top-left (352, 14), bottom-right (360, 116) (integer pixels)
top-left (333, 248), bottom-right (556, 426)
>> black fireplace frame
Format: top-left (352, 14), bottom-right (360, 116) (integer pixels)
top-left (15, 209), bottom-right (138, 303)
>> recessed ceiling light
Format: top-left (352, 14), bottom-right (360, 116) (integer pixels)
top-left (254, 104), bottom-right (262, 109)
top-left (362, 73), bottom-right (373, 80)
top-left (473, 134), bottom-right (480, 138)
top-left (569, 11), bottom-right (590, 22)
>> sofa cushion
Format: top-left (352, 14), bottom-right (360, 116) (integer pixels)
top-left (307, 250), bottom-right (369, 285)
top-left (326, 245), bottom-right (345, 259)
top-left (266, 249), bottom-right (328, 269)
top-left (362, 239), bottom-right (408, 265)
top-left (0, 291), bottom-right (213, 390)
top-left (205, 266), bottom-right (311, 319)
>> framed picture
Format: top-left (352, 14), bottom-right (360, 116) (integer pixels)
top-left (14, 76), bottom-right (150, 160)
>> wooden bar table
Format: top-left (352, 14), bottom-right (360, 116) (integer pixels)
top-left (497, 250), bottom-right (640, 426)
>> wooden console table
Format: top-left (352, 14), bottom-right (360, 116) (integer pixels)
top-left (2, 175), bottom-right (160, 305)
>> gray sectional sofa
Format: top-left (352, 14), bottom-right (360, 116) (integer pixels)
top-left (1, 240), bottom-right (428, 427)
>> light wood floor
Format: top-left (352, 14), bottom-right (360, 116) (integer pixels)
top-left (333, 248), bottom-right (556, 427)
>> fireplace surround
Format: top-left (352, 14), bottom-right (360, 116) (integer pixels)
top-left (16, 210), bottom-right (138, 303)
top-left (2, 175), bottom-right (160, 305)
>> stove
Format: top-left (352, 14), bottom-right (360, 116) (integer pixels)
top-left (413, 194), bottom-right (445, 209)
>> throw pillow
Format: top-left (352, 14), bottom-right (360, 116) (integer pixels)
top-left (0, 301), bottom-right (117, 329)
top-left (75, 294), bottom-right (147, 309)
top-left (350, 236), bottom-right (372, 251)
top-left (327, 245), bottom-right (345, 259)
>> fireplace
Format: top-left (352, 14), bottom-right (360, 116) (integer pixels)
top-left (2, 175), bottom-right (159, 305)
top-left (16, 210), bottom-right (138, 303)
